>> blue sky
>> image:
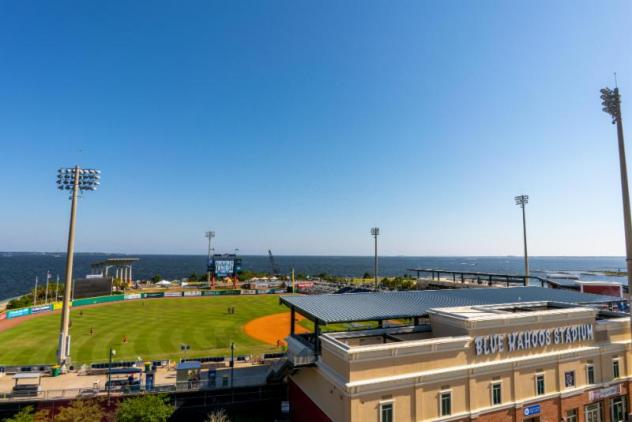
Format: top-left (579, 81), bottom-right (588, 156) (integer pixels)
top-left (0, 1), bottom-right (631, 255)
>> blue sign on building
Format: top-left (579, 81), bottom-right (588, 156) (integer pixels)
top-left (523, 404), bottom-right (541, 417)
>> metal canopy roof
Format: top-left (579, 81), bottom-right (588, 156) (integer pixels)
top-left (91, 258), bottom-right (140, 267)
top-left (13, 373), bottom-right (42, 379)
top-left (280, 287), bottom-right (623, 324)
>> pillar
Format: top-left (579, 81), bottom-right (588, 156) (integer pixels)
top-left (129, 266), bottom-right (133, 284)
top-left (314, 320), bottom-right (321, 355)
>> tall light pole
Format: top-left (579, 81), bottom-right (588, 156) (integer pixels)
top-left (56, 166), bottom-right (100, 367)
top-left (33, 276), bottom-right (39, 306)
top-left (601, 86), bottom-right (632, 314)
top-left (107, 348), bottom-right (116, 406)
top-left (371, 227), bottom-right (380, 288)
top-left (515, 195), bottom-right (529, 277)
top-left (205, 231), bottom-right (215, 285)
top-left (45, 271), bottom-right (51, 304)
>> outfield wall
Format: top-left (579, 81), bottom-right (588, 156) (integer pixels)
top-left (0, 288), bottom-right (288, 320)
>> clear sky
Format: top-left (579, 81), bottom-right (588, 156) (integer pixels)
top-left (1, 1), bottom-right (631, 256)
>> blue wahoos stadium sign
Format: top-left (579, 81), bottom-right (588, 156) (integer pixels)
top-left (474, 324), bottom-right (594, 355)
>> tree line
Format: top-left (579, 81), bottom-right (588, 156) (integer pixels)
top-left (3, 394), bottom-right (232, 422)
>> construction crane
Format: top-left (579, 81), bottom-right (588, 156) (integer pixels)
top-left (268, 250), bottom-right (280, 276)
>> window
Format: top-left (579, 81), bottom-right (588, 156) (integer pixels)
top-left (566, 408), bottom-right (578, 422)
top-left (611, 396), bottom-right (626, 422)
top-left (585, 403), bottom-right (601, 422)
top-left (491, 383), bottom-right (502, 405)
top-left (379, 402), bottom-right (393, 422)
top-left (613, 359), bottom-right (620, 379)
top-left (564, 371), bottom-right (575, 388)
top-left (440, 391), bottom-right (451, 416)
top-left (535, 374), bottom-right (545, 395)
top-left (586, 364), bottom-right (595, 384)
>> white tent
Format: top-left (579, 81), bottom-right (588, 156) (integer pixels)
top-left (156, 280), bottom-right (172, 287)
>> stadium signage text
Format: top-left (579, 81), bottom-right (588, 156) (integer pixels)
top-left (474, 324), bottom-right (593, 355)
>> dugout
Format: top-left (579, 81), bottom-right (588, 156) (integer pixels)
top-left (176, 361), bottom-right (201, 390)
top-left (11, 373), bottom-right (42, 398)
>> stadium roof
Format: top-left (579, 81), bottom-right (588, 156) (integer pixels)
top-left (91, 257), bottom-right (139, 267)
top-left (280, 287), bottom-right (624, 324)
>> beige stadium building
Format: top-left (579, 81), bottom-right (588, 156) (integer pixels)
top-left (281, 287), bottom-right (630, 422)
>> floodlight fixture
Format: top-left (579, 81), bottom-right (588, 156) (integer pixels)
top-left (601, 87), bottom-right (621, 124)
top-left (514, 195), bottom-right (529, 207)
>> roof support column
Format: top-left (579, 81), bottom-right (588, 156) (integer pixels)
top-left (314, 320), bottom-right (321, 355)
top-left (290, 307), bottom-right (295, 336)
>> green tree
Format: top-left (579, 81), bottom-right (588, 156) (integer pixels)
top-left (116, 395), bottom-right (174, 422)
top-left (4, 406), bottom-right (34, 422)
top-left (362, 272), bottom-right (371, 279)
top-left (188, 273), bottom-right (198, 282)
top-left (112, 278), bottom-right (127, 291)
top-left (151, 274), bottom-right (162, 283)
top-left (55, 400), bottom-right (103, 422)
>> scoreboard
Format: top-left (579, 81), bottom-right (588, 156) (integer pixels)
top-left (208, 254), bottom-right (241, 278)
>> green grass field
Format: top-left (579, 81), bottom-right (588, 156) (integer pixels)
top-left (0, 295), bottom-right (286, 366)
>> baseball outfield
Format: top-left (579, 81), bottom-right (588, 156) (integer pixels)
top-left (0, 295), bottom-right (307, 366)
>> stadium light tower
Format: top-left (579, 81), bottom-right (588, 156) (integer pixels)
top-left (371, 227), bottom-right (380, 288)
top-left (601, 86), bottom-right (632, 313)
top-left (56, 166), bottom-right (100, 367)
top-left (205, 231), bottom-right (215, 285)
top-left (514, 195), bottom-right (529, 277)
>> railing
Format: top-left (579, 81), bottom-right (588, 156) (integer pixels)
top-left (286, 335), bottom-right (317, 367)
top-left (0, 368), bottom-right (286, 402)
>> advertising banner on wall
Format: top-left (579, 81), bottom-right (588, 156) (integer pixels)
top-left (143, 292), bottom-right (164, 299)
top-left (7, 308), bottom-right (31, 319)
top-left (202, 290), bottom-right (241, 296)
top-left (73, 295), bottom-right (124, 307)
top-left (164, 292), bottom-right (183, 297)
top-left (183, 291), bottom-right (201, 297)
top-left (241, 290), bottom-right (257, 295)
top-left (124, 294), bottom-right (142, 300)
top-left (31, 304), bottom-right (53, 314)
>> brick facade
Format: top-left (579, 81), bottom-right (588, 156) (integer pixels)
top-left (289, 381), bottom-right (631, 421)
top-left (475, 381), bottom-right (630, 422)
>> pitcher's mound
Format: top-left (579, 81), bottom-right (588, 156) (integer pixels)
top-left (244, 312), bottom-right (308, 346)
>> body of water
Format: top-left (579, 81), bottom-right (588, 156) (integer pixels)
top-left (0, 253), bottom-right (627, 301)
